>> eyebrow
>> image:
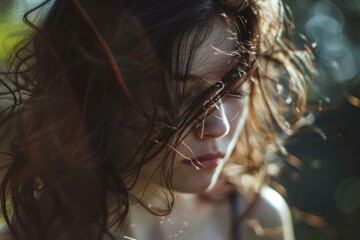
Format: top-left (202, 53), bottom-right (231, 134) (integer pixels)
top-left (176, 67), bottom-right (239, 83)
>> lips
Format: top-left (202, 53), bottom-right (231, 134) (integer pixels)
top-left (181, 152), bottom-right (225, 169)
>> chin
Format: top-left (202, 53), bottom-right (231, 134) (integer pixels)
top-left (172, 172), bottom-right (219, 193)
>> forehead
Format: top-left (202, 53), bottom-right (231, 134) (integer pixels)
top-left (189, 20), bottom-right (238, 79)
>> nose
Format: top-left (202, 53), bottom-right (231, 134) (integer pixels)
top-left (193, 102), bottom-right (230, 139)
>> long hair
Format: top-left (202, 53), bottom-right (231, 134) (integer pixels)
top-left (0, 0), bottom-right (314, 239)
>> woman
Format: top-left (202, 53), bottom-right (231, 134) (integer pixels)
top-left (0, 0), bottom-right (314, 239)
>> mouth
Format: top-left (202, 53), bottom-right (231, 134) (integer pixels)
top-left (181, 152), bottom-right (225, 169)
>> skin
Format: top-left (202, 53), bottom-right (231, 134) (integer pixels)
top-left (112, 18), bottom-right (294, 240)
top-left (132, 20), bottom-right (248, 198)
top-left (118, 186), bottom-right (294, 240)
top-left (169, 20), bottom-right (249, 193)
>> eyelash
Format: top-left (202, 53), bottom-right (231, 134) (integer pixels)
top-left (183, 86), bottom-right (248, 103)
top-left (226, 89), bottom-right (248, 99)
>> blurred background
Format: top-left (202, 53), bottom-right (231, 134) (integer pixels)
top-left (276, 0), bottom-right (360, 239)
top-left (1, 0), bottom-right (360, 239)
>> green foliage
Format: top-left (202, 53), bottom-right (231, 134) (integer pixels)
top-left (0, 0), bottom-right (28, 61)
top-left (0, 22), bottom-right (27, 61)
top-left (0, 0), bottom-right (15, 21)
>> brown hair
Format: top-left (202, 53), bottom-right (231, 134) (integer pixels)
top-left (0, 0), bottom-right (314, 239)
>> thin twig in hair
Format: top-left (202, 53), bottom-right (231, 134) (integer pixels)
top-left (210, 45), bottom-right (239, 56)
top-left (230, 111), bottom-right (240, 122)
top-left (213, 110), bottom-right (239, 122)
top-left (154, 140), bottom-right (203, 169)
top-left (214, 115), bottom-right (224, 121)
top-left (180, 141), bottom-right (204, 168)
top-left (153, 140), bottom-right (190, 160)
top-left (200, 108), bottom-right (209, 139)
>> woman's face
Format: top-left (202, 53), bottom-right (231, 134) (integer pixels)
top-left (136, 20), bottom-right (249, 194)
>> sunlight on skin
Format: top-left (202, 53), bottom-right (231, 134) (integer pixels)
top-left (130, 19), bottom-right (249, 197)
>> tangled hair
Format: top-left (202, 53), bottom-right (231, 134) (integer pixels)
top-left (0, 0), bottom-right (314, 239)
top-left (227, 0), bottom-right (315, 178)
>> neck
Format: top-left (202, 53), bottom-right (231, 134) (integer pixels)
top-left (111, 177), bottom-right (233, 239)
top-left (115, 191), bottom-right (230, 240)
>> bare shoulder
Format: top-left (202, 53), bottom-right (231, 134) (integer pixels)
top-left (240, 185), bottom-right (295, 240)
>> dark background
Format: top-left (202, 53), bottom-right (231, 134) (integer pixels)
top-left (277, 0), bottom-right (360, 239)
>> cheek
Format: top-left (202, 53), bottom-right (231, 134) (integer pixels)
top-left (225, 98), bottom-right (248, 139)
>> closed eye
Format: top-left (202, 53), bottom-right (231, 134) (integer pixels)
top-left (226, 90), bottom-right (248, 99)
